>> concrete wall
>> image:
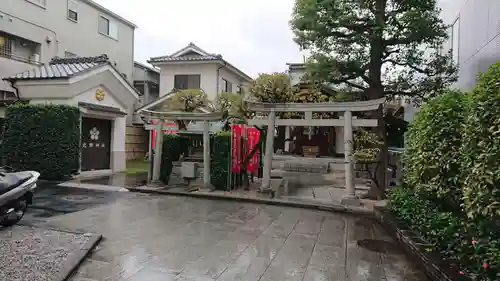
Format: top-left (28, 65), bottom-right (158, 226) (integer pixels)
top-left (439, 0), bottom-right (500, 90)
top-left (0, 0), bottom-right (135, 81)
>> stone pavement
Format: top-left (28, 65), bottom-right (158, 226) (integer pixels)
top-left (22, 183), bottom-right (136, 225)
top-left (40, 195), bottom-right (427, 281)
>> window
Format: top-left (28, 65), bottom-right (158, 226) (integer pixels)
top-left (26, 0), bottom-right (46, 7)
top-left (98, 16), bottom-right (118, 40)
top-left (221, 78), bottom-right (232, 92)
top-left (65, 51), bottom-right (77, 58)
top-left (236, 85), bottom-right (242, 94)
top-left (174, 75), bottom-right (201, 90)
top-left (68, 0), bottom-right (78, 22)
top-left (0, 35), bottom-right (12, 58)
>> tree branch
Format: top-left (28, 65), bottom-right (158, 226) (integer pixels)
top-left (383, 59), bottom-right (432, 75)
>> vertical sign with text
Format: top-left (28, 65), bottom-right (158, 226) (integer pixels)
top-left (246, 127), bottom-right (260, 173)
top-left (231, 124), bottom-right (245, 173)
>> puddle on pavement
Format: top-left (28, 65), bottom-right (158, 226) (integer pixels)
top-left (60, 195), bottom-right (93, 202)
top-left (357, 239), bottom-right (405, 255)
top-left (80, 173), bottom-right (148, 187)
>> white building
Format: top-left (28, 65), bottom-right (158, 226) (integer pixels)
top-left (4, 55), bottom-right (139, 173)
top-left (0, 0), bottom-right (136, 115)
top-left (148, 43), bottom-right (253, 100)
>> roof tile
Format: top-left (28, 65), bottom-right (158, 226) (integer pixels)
top-left (5, 55), bottom-right (110, 81)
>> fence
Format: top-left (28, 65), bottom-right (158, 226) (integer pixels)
top-left (125, 126), bottom-right (148, 160)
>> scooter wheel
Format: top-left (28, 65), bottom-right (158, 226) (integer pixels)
top-left (0, 198), bottom-right (28, 227)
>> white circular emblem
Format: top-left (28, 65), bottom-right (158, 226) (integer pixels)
top-left (90, 127), bottom-right (100, 140)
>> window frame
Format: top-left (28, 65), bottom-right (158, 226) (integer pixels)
top-left (26, 0), bottom-right (46, 8)
top-left (174, 74), bottom-right (201, 90)
top-left (67, 0), bottom-right (78, 22)
top-left (98, 15), bottom-right (118, 40)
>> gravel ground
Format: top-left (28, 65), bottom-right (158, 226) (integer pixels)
top-left (0, 225), bottom-right (95, 281)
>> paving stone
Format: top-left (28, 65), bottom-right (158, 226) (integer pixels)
top-left (28, 195), bottom-right (428, 281)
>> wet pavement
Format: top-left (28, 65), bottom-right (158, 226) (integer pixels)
top-left (22, 183), bottom-right (135, 225)
top-left (37, 195), bottom-right (428, 281)
top-left (78, 173), bottom-right (148, 188)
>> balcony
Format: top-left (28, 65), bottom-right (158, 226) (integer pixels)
top-left (0, 33), bottom-right (41, 66)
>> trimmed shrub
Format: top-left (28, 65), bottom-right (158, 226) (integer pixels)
top-left (160, 134), bottom-right (181, 184)
top-left (404, 89), bottom-right (470, 204)
top-left (3, 104), bottom-right (80, 180)
top-left (211, 131), bottom-right (231, 190)
top-left (462, 62), bottom-right (500, 218)
top-left (390, 188), bottom-right (500, 281)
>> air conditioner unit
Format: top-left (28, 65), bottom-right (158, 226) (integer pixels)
top-left (30, 54), bottom-right (40, 63)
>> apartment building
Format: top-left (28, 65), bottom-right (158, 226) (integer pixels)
top-left (0, 0), bottom-right (136, 99)
top-left (439, 0), bottom-right (500, 90)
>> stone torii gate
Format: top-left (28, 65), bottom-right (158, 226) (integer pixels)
top-left (247, 98), bottom-right (386, 205)
top-left (139, 110), bottom-right (224, 187)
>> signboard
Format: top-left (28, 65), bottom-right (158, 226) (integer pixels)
top-left (246, 127), bottom-right (260, 173)
top-left (231, 124), bottom-right (245, 173)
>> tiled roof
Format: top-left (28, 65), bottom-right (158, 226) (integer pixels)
top-left (148, 54), bottom-right (222, 63)
top-left (5, 55), bottom-right (109, 81)
top-left (78, 102), bottom-right (127, 115)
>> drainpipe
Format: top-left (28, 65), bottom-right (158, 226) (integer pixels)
top-left (1, 12), bottom-right (60, 58)
top-left (216, 61), bottom-right (228, 94)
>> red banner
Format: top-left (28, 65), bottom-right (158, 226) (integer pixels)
top-left (231, 124), bottom-right (245, 173)
top-left (246, 127), bottom-right (260, 172)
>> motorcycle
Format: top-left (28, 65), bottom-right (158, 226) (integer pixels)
top-left (0, 166), bottom-right (40, 227)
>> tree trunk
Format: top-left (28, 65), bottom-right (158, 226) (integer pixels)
top-left (275, 126), bottom-right (286, 152)
top-left (365, 0), bottom-right (387, 199)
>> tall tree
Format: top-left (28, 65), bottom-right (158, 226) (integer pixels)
top-left (290, 0), bottom-right (457, 104)
top-left (291, 0), bottom-right (457, 198)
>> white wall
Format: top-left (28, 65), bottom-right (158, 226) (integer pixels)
top-left (219, 67), bottom-right (245, 94)
top-left (159, 63), bottom-right (217, 99)
top-left (72, 85), bottom-right (126, 111)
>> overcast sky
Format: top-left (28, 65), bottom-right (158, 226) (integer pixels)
top-left (93, 0), bottom-right (306, 78)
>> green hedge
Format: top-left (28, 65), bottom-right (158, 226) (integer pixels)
top-left (390, 188), bottom-right (500, 280)
top-left (404, 89), bottom-right (469, 204)
top-left (399, 63), bottom-right (500, 281)
top-left (211, 131), bottom-right (230, 190)
top-left (160, 134), bottom-right (182, 184)
top-left (462, 62), bottom-right (500, 218)
top-left (3, 104), bottom-right (80, 180)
